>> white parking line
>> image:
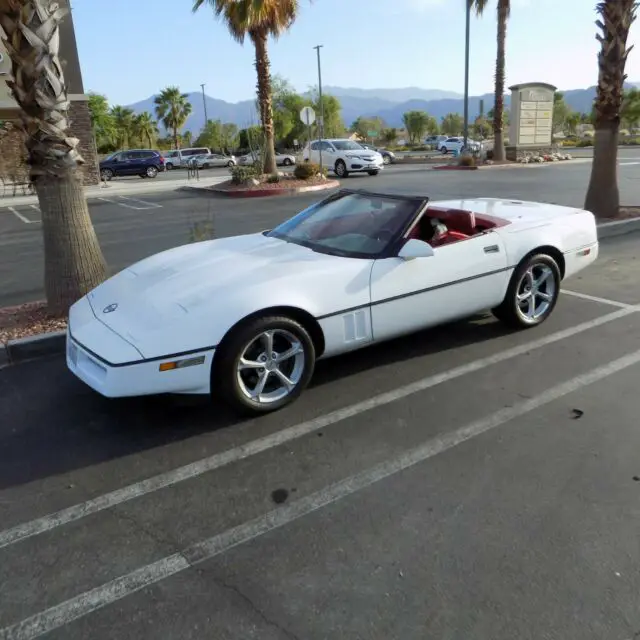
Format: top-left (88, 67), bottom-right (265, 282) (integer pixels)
top-left (0, 305), bottom-right (636, 552)
top-left (7, 207), bottom-right (35, 224)
top-left (116, 196), bottom-right (162, 210)
top-left (4, 345), bottom-right (640, 640)
top-left (562, 289), bottom-right (635, 309)
top-left (620, 161), bottom-right (640, 166)
top-left (96, 197), bottom-right (162, 211)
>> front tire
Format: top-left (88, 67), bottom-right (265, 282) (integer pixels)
top-left (440, 146), bottom-right (448, 154)
top-left (367, 170), bottom-right (380, 176)
top-left (382, 155), bottom-right (391, 165)
top-left (335, 159), bottom-right (348, 178)
top-left (214, 315), bottom-right (316, 415)
top-left (283, 158), bottom-right (293, 166)
top-left (227, 160), bottom-right (235, 167)
top-left (492, 253), bottom-right (561, 329)
top-left (165, 162), bottom-right (173, 170)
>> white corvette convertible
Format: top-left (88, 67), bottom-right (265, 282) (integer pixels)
top-left (67, 189), bottom-right (598, 414)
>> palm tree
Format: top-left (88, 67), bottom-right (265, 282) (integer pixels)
top-left (110, 106), bottom-right (135, 148)
top-left (469, 0), bottom-right (510, 162)
top-left (0, 0), bottom-right (107, 315)
top-left (192, 0), bottom-right (304, 174)
top-left (133, 112), bottom-right (159, 148)
top-left (584, 0), bottom-right (637, 219)
top-left (154, 87), bottom-right (192, 150)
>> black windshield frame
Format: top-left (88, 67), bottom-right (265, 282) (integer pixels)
top-left (265, 189), bottom-right (429, 259)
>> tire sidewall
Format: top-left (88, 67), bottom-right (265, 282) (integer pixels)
top-left (215, 316), bottom-right (316, 414)
top-left (503, 254), bottom-right (561, 327)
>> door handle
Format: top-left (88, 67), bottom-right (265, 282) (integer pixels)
top-left (484, 245), bottom-right (500, 253)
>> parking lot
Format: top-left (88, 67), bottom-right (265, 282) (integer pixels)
top-left (2, 157), bottom-right (640, 639)
top-left (1, 220), bottom-right (640, 638)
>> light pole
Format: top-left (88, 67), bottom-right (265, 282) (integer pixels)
top-left (200, 83), bottom-right (208, 127)
top-left (463, 1), bottom-right (471, 150)
top-left (313, 44), bottom-right (325, 172)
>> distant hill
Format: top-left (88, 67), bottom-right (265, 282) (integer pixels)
top-left (126, 83), bottom-right (639, 133)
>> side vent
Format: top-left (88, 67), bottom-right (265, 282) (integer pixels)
top-left (343, 310), bottom-right (368, 343)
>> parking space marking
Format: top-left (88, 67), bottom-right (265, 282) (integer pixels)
top-left (96, 197), bottom-right (162, 211)
top-left (562, 289), bottom-right (635, 309)
top-left (0, 305), bottom-right (637, 552)
top-left (116, 196), bottom-right (163, 210)
top-left (5, 345), bottom-right (640, 640)
top-left (7, 207), bottom-right (36, 224)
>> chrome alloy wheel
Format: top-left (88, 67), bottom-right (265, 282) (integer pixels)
top-left (236, 329), bottom-right (306, 404)
top-left (515, 263), bottom-right (556, 322)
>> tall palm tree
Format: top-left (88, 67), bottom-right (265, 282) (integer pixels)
top-left (0, 0), bottom-right (107, 315)
top-left (110, 106), bottom-right (135, 148)
top-left (585, 0), bottom-right (638, 218)
top-left (192, 0), bottom-right (303, 174)
top-left (154, 87), bottom-right (192, 150)
top-left (469, 0), bottom-right (510, 162)
top-left (133, 112), bottom-right (159, 148)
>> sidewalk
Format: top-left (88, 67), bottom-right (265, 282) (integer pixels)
top-left (0, 174), bottom-right (228, 207)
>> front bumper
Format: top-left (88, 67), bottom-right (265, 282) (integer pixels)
top-left (66, 297), bottom-right (214, 398)
top-left (346, 159), bottom-right (384, 172)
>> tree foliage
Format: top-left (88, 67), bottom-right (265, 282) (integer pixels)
top-left (441, 113), bottom-right (464, 136)
top-left (402, 110), bottom-right (436, 144)
top-left (154, 86), bottom-right (192, 149)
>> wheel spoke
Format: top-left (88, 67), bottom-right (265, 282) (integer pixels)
top-left (273, 368), bottom-right (294, 391)
top-left (239, 358), bottom-right (263, 370)
top-left (517, 290), bottom-right (532, 303)
top-left (537, 291), bottom-right (552, 301)
top-left (534, 268), bottom-right (552, 287)
top-left (250, 370), bottom-right (270, 400)
top-left (275, 341), bottom-right (302, 363)
top-left (260, 330), bottom-right (275, 355)
top-left (527, 294), bottom-right (536, 317)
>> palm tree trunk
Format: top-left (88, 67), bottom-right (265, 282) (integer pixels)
top-left (0, 0), bottom-right (107, 316)
top-left (251, 29), bottom-right (277, 174)
top-left (492, 0), bottom-right (508, 162)
top-left (173, 126), bottom-right (179, 150)
top-left (585, 0), bottom-right (637, 219)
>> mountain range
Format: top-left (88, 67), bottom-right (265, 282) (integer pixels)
top-left (126, 83), bottom-right (640, 134)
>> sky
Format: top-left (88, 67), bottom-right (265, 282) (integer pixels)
top-left (70, 0), bottom-right (640, 106)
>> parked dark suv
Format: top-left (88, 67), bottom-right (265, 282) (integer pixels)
top-left (99, 149), bottom-right (165, 181)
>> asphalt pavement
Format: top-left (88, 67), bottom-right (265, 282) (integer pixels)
top-left (1, 232), bottom-right (640, 639)
top-left (2, 155), bottom-right (640, 307)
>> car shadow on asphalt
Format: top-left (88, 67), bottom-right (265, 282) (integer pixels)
top-left (0, 313), bottom-right (513, 491)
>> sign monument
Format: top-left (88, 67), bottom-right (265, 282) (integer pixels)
top-left (506, 82), bottom-right (556, 161)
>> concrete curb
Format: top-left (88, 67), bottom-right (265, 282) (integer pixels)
top-left (1, 330), bottom-right (66, 368)
top-left (1, 217), bottom-right (639, 370)
top-left (597, 216), bottom-right (640, 239)
top-left (179, 179), bottom-right (340, 198)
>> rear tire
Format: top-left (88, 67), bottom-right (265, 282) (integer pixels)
top-left (146, 166), bottom-right (158, 178)
top-left (283, 158), bottom-right (293, 166)
top-left (492, 253), bottom-right (561, 329)
top-left (100, 168), bottom-right (113, 181)
top-left (382, 155), bottom-right (391, 165)
top-left (214, 315), bottom-right (316, 415)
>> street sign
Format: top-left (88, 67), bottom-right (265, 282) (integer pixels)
top-left (300, 106), bottom-right (316, 126)
top-left (367, 130), bottom-right (377, 137)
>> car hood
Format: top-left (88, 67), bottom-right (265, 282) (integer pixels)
top-left (83, 233), bottom-right (370, 356)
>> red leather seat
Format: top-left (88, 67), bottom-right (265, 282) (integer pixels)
top-left (442, 209), bottom-right (476, 235)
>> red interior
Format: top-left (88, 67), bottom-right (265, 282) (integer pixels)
top-left (407, 206), bottom-right (510, 247)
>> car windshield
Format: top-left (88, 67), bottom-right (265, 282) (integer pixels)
top-left (331, 140), bottom-right (365, 151)
top-left (266, 192), bottom-right (424, 258)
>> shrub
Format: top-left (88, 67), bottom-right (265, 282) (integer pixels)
top-left (294, 162), bottom-right (322, 180)
top-left (576, 139), bottom-right (593, 147)
top-left (230, 164), bottom-right (258, 185)
top-left (267, 173), bottom-right (280, 183)
top-left (458, 154), bottom-right (476, 167)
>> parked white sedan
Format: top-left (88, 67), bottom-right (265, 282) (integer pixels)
top-left (238, 151), bottom-right (296, 166)
top-left (193, 153), bottom-right (236, 168)
top-left (303, 138), bottom-right (384, 177)
top-left (67, 189), bottom-right (598, 415)
top-left (440, 137), bottom-right (481, 154)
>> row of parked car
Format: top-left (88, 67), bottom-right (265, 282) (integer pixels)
top-left (98, 139), bottom-right (400, 182)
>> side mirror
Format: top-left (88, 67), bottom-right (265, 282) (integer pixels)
top-left (398, 238), bottom-right (435, 260)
